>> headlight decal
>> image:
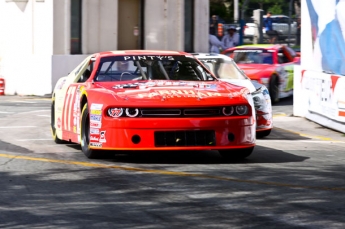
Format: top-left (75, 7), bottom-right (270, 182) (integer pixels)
top-left (125, 108), bottom-right (140, 117)
top-left (108, 108), bottom-right (123, 117)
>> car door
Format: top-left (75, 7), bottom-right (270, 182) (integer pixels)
top-left (277, 47), bottom-right (296, 93)
top-left (61, 56), bottom-right (93, 142)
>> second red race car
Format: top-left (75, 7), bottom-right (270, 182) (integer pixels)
top-left (193, 53), bottom-right (273, 138)
top-left (51, 50), bottom-right (256, 159)
top-left (223, 44), bottom-right (300, 103)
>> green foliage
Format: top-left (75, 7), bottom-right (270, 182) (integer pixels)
top-left (267, 4), bottom-right (283, 15)
top-left (210, 2), bottom-right (230, 19)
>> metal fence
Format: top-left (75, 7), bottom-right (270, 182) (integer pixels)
top-left (221, 15), bottom-right (301, 47)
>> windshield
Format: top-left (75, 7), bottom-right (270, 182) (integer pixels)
top-left (232, 49), bottom-right (274, 64)
top-left (94, 55), bottom-right (214, 82)
top-left (200, 57), bottom-right (248, 80)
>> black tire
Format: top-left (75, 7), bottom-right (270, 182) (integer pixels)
top-left (51, 99), bottom-right (65, 144)
top-left (80, 103), bottom-right (101, 159)
top-left (256, 129), bottom-right (271, 139)
top-left (219, 147), bottom-right (254, 160)
top-left (269, 74), bottom-right (280, 104)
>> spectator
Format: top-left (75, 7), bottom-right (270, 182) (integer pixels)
top-left (209, 33), bottom-right (226, 53)
top-left (210, 15), bottom-right (220, 37)
top-left (295, 17), bottom-right (301, 46)
top-left (221, 26), bottom-right (239, 50)
top-left (264, 11), bottom-right (278, 44)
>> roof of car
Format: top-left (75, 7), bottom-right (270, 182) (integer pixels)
top-left (191, 53), bottom-right (229, 59)
top-left (97, 50), bottom-right (192, 58)
top-left (229, 44), bottom-right (283, 50)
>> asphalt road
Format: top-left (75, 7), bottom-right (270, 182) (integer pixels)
top-left (0, 95), bottom-right (344, 229)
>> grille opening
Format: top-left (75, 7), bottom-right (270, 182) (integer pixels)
top-left (154, 130), bottom-right (216, 147)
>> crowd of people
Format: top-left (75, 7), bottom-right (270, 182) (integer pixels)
top-left (209, 15), bottom-right (240, 53)
top-left (209, 15), bottom-right (239, 53)
top-left (209, 13), bottom-right (301, 52)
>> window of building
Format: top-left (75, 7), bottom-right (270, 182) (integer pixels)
top-left (184, 0), bottom-right (194, 52)
top-left (71, 0), bottom-right (82, 54)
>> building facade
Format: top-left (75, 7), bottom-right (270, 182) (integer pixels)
top-left (0, 0), bottom-right (209, 96)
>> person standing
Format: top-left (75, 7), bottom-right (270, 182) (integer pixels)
top-left (210, 15), bottom-right (219, 37)
top-left (264, 11), bottom-right (278, 44)
top-left (221, 26), bottom-right (240, 50)
top-left (209, 33), bottom-right (226, 53)
top-left (295, 17), bottom-right (301, 46)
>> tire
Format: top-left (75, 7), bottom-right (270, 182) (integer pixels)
top-left (80, 103), bottom-right (101, 159)
top-left (51, 99), bottom-right (65, 144)
top-left (269, 74), bottom-right (280, 104)
top-left (256, 129), bottom-right (271, 139)
top-left (219, 147), bottom-right (254, 160)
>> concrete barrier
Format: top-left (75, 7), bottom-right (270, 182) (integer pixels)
top-left (294, 68), bottom-right (345, 133)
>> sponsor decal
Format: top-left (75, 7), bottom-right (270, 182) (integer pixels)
top-left (90, 110), bottom-right (102, 115)
top-left (57, 118), bottom-right (61, 129)
top-left (90, 128), bottom-right (100, 135)
top-left (90, 121), bottom-right (102, 128)
top-left (123, 56), bottom-right (174, 61)
top-left (90, 142), bottom-right (102, 148)
top-left (137, 90), bottom-right (222, 99)
top-left (90, 114), bottom-right (101, 122)
top-left (90, 103), bottom-right (103, 110)
top-left (99, 131), bottom-right (106, 143)
top-left (90, 136), bottom-right (99, 142)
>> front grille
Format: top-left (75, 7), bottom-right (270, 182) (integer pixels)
top-left (141, 108), bottom-right (222, 117)
top-left (154, 130), bottom-right (216, 147)
top-left (141, 109), bottom-right (181, 116)
top-left (183, 108), bottom-right (221, 116)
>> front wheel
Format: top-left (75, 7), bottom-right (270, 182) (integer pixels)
top-left (80, 103), bottom-right (100, 159)
top-left (51, 99), bottom-right (65, 144)
top-left (269, 74), bottom-right (280, 104)
top-left (219, 147), bottom-right (254, 160)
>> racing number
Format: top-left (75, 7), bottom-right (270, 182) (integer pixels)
top-left (62, 85), bottom-right (80, 133)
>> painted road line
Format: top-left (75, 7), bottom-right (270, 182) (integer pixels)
top-left (0, 126), bottom-right (36, 129)
top-left (19, 110), bottom-right (50, 114)
top-left (273, 113), bottom-right (287, 117)
top-left (11, 101), bottom-right (37, 104)
top-left (0, 153), bottom-right (344, 192)
top-left (0, 111), bottom-right (14, 114)
top-left (274, 127), bottom-right (345, 143)
top-left (16, 139), bottom-right (52, 141)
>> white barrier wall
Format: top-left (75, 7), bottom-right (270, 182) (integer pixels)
top-left (0, 0), bottom-right (53, 96)
top-left (0, 0), bottom-right (210, 96)
top-left (294, 0), bottom-right (345, 133)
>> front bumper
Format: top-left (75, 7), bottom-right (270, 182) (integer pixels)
top-left (89, 116), bottom-right (256, 151)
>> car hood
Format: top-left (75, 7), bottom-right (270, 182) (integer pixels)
top-left (218, 79), bottom-right (256, 93)
top-left (236, 64), bottom-right (273, 79)
top-left (94, 81), bottom-right (249, 106)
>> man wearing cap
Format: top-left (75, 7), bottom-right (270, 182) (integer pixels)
top-left (221, 26), bottom-right (240, 50)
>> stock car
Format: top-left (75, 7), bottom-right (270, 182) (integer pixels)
top-left (193, 53), bottom-right (272, 138)
top-left (222, 44), bottom-right (300, 103)
top-left (51, 50), bottom-right (256, 159)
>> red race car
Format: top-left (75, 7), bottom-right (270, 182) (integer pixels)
top-left (222, 44), bottom-right (300, 103)
top-left (51, 50), bottom-right (256, 159)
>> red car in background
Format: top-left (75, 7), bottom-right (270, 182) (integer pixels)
top-left (222, 44), bottom-right (300, 103)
